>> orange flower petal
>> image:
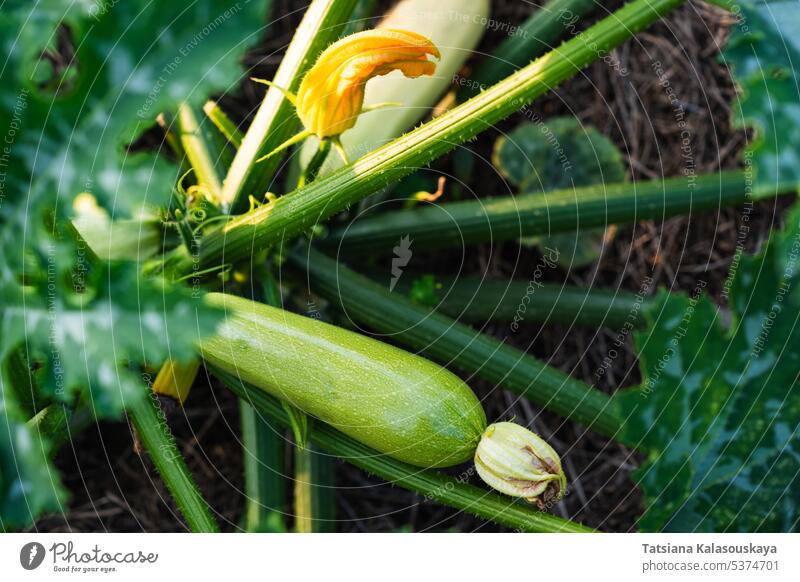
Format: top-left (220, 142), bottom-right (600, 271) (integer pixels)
top-left (296, 29), bottom-right (439, 138)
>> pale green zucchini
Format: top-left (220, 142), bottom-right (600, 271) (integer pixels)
top-left (200, 293), bottom-right (486, 468)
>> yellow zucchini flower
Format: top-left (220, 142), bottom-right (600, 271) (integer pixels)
top-left (296, 29), bottom-right (440, 139)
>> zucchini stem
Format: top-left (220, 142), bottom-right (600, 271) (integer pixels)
top-left (128, 391), bottom-right (219, 532)
top-left (177, 103), bottom-right (225, 203)
top-left (461, 0), bottom-right (599, 99)
top-left (294, 442), bottom-right (336, 533)
top-left (240, 400), bottom-right (287, 532)
top-left (323, 171), bottom-right (766, 253)
top-left (384, 275), bottom-right (651, 330)
top-left (240, 271), bottom-right (290, 532)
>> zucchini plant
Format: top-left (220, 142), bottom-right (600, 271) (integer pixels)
top-left (1, 0), bottom-right (797, 534)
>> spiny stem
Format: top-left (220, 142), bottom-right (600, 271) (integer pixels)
top-left (461, 0), bottom-right (599, 99)
top-left (172, 0), bottom-right (688, 276)
top-left (223, 0), bottom-right (360, 213)
top-left (288, 248), bottom-right (623, 438)
top-left (323, 171), bottom-right (762, 253)
top-left (385, 275), bottom-right (651, 330)
top-left (128, 391), bottom-right (219, 532)
top-left (213, 366), bottom-right (594, 533)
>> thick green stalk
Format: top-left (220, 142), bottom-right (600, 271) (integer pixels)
top-left (172, 0), bottom-right (687, 276)
top-left (294, 442), bottom-right (336, 532)
top-left (324, 171), bottom-right (762, 253)
top-left (240, 400), bottom-right (286, 531)
top-left (388, 275), bottom-right (650, 329)
top-left (461, 0), bottom-right (598, 99)
top-left (128, 392), bottom-right (219, 532)
top-left (222, 0), bottom-right (359, 212)
top-left (288, 249), bottom-right (622, 437)
top-left (213, 366), bottom-right (593, 533)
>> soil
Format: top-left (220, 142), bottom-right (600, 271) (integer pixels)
top-left (31, 0), bottom-right (793, 533)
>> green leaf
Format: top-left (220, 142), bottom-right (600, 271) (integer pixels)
top-left (724, 0), bottom-right (800, 194)
top-left (492, 117), bottom-right (626, 267)
top-left (1, 264), bottom-right (222, 419)
top-left (1, 0), bottom-right (268, 220)
top-left (616, 202), bottom-right (800, 532)
top-left (0, 0), bottom-right (260, 528)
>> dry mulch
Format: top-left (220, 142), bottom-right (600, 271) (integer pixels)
top-left (33, 0), bottom-right (792, 533)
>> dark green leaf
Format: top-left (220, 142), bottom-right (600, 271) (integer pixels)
top-left (617, 202), bottom-right (800, 532)
top-left (1, 263), bottom-right (222, 419)
top-left (1, 0), bottom-right (268, 219)
top-left (724, 0), bottom-right (800, 193)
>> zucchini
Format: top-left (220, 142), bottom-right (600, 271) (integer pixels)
top-left (200, 293), bottom-right (486, 468)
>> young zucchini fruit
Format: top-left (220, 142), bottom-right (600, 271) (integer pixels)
top-left (200, 293), bottom-right (566, 504)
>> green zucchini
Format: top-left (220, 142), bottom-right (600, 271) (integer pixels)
top-left (200, 293), bottom-right (486, 468)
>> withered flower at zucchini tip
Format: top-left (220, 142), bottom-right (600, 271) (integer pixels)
top-left (474, 422), bottom-right (567, 509)
top-left (296, 29), bottom-right (440, 139)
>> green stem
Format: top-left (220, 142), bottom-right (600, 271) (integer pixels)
top-left (203, 100), bottom-right (244, 148)
top-left (324, 171), bottom-right (763, 253)
top-left (240, 400), bottom-right (286, 531)
top-left (223, 0), bottom-right (359, 213)
top-left (128, 392), bottom-right (219, 532)
top-left (297, 139), bottom-right (332, 188)
top-left (388, 275), bottom-right (650, 330)
top-left (174, 0), bottom-right (687, 275)
top-left (462, 0), bottom-right (599, 99)
top-left (288, 248), bottom-right (622, 438)
top-left (294, 442), bottom-right (336, 532)
top-left (177, 103), bottom-right (224, 201)
top-left (213, 366), bottom-right (593, 533)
